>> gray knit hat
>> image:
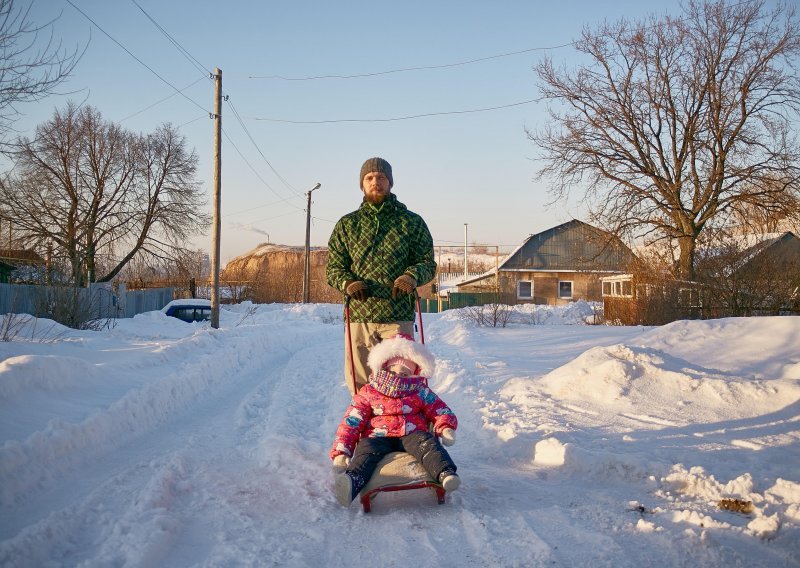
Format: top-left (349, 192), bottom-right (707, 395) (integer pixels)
top-left (359, 157), bottom-right (393, 189)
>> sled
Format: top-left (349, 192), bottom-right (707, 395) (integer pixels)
top-left (357, 452), bottom-right (446, 513)
top-left (345, 293), bottom-right (448, 513)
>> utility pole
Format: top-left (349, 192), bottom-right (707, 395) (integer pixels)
top-left (302, 182), bottom-right (322, 303)
top-left (210, 68), bottom-right (222, 329)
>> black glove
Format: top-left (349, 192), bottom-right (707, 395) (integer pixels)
top-left (345, 280), bottom-right (369, 301)
top-left (391, 274), bottom-right (416, 299)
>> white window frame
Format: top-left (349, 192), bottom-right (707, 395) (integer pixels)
top-left (678, 287), bottom-right (701, 308)
top-left (517, 280), bottom-right (533, 299)
top-left (601, 275), bottom-right (634, 298)
top-left (558, 280), bottom-right (573, 299)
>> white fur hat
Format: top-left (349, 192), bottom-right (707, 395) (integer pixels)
top-left (367, 334), bottom-right (435, 377)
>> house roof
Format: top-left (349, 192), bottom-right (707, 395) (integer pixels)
top-left (0, 249), bottom-right (45, 264)
top-left (454, 220), bottom-right (637, 288)
top-left (737, 231), bottom-right (800, 270)
top-left (499, 220), bottom-right (636, 272)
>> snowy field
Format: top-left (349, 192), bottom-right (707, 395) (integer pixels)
top-left (1, 302), bottom-right (799, 567)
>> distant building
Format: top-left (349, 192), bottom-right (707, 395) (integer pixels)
top-left (455, 220), bottom-right (637, 305)
top-left (0, 249), bottom-right (46, 283)
top-left (601, 231), bottom-right (800, 324)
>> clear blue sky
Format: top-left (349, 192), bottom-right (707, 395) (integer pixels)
top-left (15, 0), bottom-right (719, 263)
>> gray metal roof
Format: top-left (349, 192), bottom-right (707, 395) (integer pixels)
top-left (499, 220), bottom-right (636, 271)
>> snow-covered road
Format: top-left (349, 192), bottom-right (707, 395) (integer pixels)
top-left (1, 303), bottom-right (798, 567)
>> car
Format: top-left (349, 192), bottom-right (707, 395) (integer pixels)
top-left (161, 298), bottom-right (212, 322)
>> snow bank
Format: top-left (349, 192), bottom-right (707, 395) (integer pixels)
top-left (1, 304), bottom-right (798, 566)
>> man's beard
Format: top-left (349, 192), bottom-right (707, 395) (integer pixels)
top-left (364, 193), bottom-right (387, 205)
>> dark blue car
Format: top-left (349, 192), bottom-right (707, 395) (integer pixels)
top-left (161, 299), bottom-right (212, 323)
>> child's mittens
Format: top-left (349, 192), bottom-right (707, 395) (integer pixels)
top-left (440, 428), bottom-right (456, 446)
top-left (332, 454), bottom-right (350, 473)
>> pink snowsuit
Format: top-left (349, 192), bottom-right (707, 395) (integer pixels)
top-left (330, 370), bottom-right (458, 459)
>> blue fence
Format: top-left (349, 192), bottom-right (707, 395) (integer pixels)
top-left (0, 283), bottom-right (174, 320)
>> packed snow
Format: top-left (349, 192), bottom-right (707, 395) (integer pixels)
top-left (1, 301), bottom-right (798, 567)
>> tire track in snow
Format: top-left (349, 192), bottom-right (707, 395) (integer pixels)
top-left (0, 321), bottom-right (336, 564)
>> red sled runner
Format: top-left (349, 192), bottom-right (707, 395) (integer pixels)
top-left (344, 294), bottom-right (448, 513)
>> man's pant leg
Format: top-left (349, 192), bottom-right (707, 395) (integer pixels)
top-left (344, 320), bottom-right (415, 394)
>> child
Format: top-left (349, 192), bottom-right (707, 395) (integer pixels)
top-left (330, 334), bottom-right (459, 507)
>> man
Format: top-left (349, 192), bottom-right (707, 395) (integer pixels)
top-left (326, 157), bottom-right (436, 394)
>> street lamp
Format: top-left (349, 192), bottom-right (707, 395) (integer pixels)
top-left (303, 182), bottom-right (322, 303)
top-left (464, 223), bottom-right (468, 280)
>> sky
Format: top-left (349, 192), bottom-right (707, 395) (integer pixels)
top-left (1, 303), bottom-right (799, 565)
top-left (4, 0), bottom-right (707, 265)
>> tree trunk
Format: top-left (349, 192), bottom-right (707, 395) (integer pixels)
top-left (676, 236), bottom-right (696, 281)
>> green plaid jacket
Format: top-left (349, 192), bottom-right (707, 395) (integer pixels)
top-left (326, 194), bottom-right (436, 322)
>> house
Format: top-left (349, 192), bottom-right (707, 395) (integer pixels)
top-left (709, 231), bottom-right (800, 315)
top-left (600, 272), bottom-right (704, 325)
top-left (601, 231), bottom-right (800, 324)
top-left (455, 220), bottom-right (637, 305)
top-left (0, 248), bottom-right (46, 283)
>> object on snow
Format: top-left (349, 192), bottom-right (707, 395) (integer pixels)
top-left (718, 498), bottom-right (755, 514)
top-left (357, 451), bottom-right (446, 513)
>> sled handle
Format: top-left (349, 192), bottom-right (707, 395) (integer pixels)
top-left (414, 290), bottom-right (425, 345)
top-left (344, 296), bottom-right (357, 395)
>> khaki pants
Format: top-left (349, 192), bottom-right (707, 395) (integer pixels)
top-left (344, 320), bottom-right (415, 394)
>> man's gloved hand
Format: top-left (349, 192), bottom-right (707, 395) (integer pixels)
top-left (345, 280), bottom-right (369, 301)
top-left (440, 428), bottom-right (456, 447)
top-left (391, 274), bottom-right (417, 299)
top-left (332, 454), bottom-right (350, 473)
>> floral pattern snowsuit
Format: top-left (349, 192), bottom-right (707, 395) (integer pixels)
top-left (330, 370), bottom-right (458, 459)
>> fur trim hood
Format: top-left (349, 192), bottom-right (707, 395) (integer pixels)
top-left (367, 335), bottom-right (435, 377)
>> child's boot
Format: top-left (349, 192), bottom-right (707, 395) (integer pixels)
top-left (439, 470), bottom-right (460, 492)
top-left (335, 471), bottom-right (367, 506)
top-left (335, 472), bottom-right (355, 506)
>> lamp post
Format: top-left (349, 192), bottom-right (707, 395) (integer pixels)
top-left (303, 182), bottom-right (322, 303)
top-left (464, 223), bottom-right (468, 280)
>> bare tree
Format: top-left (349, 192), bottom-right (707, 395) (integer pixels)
top-left (1, 103), bottom-right (209, 286)
top-left (0, 0), bottom-right (83, 146)
top-left (531, 0), bottom-right (800, 280)
top-left (696, 231), bottom-right (800, 315)
top-left (102, 122), bottom-right (208, 282)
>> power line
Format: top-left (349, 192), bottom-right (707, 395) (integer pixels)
top-left (227, 196), bottom-right (309, 218)
top-left (225, 98), bottom-right (302, 198)
top-left (245, 1), bottom-right (756, 83)
top-left (129, 0), bottom-right (212, 79)
top-left (247, 43), bottom-right (576, 81)
top-left (120, 77), bottom-right (206, 123)
top-left (127, 0), bottom-right (305, 204)
top-left (69, 1), bottom-right (306, 209)
top-left (64, 0), bottom-right (208, 115)
top-left (252, 98), bottom-right (540, 124)
top-left (176, 114), bottom-right (207, 129)
top-left (311, 215), bottom-right (336, 224)
top-left (220, 126), bottom-right (303, 211)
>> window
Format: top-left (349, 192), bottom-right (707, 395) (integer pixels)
top-left (517, 280), bottom-right (532, 299)
top-left (678, 288), bottom-right (701, 307)
top-left (558, 281), bottom-right (573, 298)
top-left (622, 280), bottom-right (632, 296)
top-left (601, 276), bottom-right (634, 298)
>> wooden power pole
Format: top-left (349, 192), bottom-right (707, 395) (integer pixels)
top-left (303, 182), bottom-right (322, 303)
top-left (210, 68), bottom-right (222, 329)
